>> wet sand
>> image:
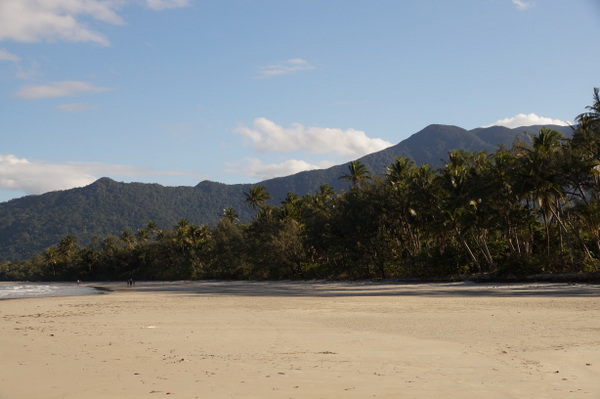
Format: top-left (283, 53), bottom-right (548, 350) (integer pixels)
top-left (1, 281), bottom-right (599, 398)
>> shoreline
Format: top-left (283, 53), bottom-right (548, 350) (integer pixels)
top-left (2, 270), bottom-right (600, 294)
top-left (86, 279), bottom-right (600, 297)
top-left (0, 281), bottom-right (108, 301)
top-left (1, 281), bottom-right (599, 398)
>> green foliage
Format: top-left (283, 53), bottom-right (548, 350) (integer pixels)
top-left (244, 185), bottom-right (272, 212)
top-left (339, 161), bottom-right (372, 187)
top-left (4, 90), bottom-right (600, 282)
top-left (0, 124), bottom-right (573, 263)
top-left (0, 179), bottom-right (249, 262)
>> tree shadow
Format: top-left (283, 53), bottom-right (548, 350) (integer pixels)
top-left (95, 280), bottom-right (600, 298)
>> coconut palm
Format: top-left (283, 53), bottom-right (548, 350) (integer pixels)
top-left (575, 87), bottom-right (600, 134)
top-left (120, 230), bottom-right (135, 249)
top-left (572, 88), bottom-right (600, 200)
top-left (518, 128), bottom-right (569, 254)
top-left (221, 206), bottom-right (239, 223)
top-left (280, 192), bottom-right (303, 220)
top-left (435, 150), bottom-right (485, 271)
top-left (42, 247), bottom-right (60, 278)
top-left (136, 228), bottom-right (149, 243)
top-left (57, 234), bottom-right (78, 260)
top-left (145, 220), bottom-right (161, 239)
top-left (386, 156), bottom-right (415, 187)
top-left (173, 219), bottom-right (193, 251)
top-left (339, 161), bottom-right (371, 187)
top-left (244, 185), bottom-right (272, 211)
top-left (317, 184), bottom-right (335, 199)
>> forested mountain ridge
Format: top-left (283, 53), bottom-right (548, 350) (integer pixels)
top-left (0, 123), bottom-right (573, 262)
top-left (248, 123), bottom-right (572, 201)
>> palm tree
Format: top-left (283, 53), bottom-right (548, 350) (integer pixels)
top-left (317, 184), bottom-right (335, 199)
top-left (244, 185), bottom-right (272, 211)
top-left (575, 87), bottom-right (600, 134)
top-left (42, 247), bottom-right (60, 278)
top-left (173, 219), bottom-right (192, 251)
top-left (145, 220), bottom-right (161, 239)
top-left (282, 192), bottom-right (301, 205)
top-left (518, 128), bottom-right (569, 254)
top-left (101, 235), bottom-right (119, 256)
top-left (383, 157), bottom-right (423, 258)
top-left (136, 228), bottom-right (149, 243)
top-left (386, 157), bottom-right (415, 187)
top-left (484, 149), bottom-right (533, 258)
top-left (281, 192), bottom-right (302, 220)
top-left (54, 235), bottom-right (79, 278)
top-left (436, 150), bottom-right (484, 271)
top-left (188, 224), bottom-right (211, 249)
top-left (120, 230), bottom-right (135, 249)
top-left (57, 235), bottom-right (78, 260)
top-left (221, 206), bottom-right (239, 223)
top-left (339, 161), bottom-right (371, 187)
top-left (572, 88), bottom-right (600, 200)
top-left (531, 127), bottom-right (564, 152)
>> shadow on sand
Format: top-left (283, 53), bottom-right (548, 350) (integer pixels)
top-left (94, 280), bottom-right (600, 298)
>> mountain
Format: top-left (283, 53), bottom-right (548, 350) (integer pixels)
top-left (0, 124), bottom-right (573, 262)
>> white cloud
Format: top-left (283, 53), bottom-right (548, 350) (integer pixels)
top-left (486, 113), bottom-right (570, 129)
top-left (55, 102), bottom-right (97, 112)
top-left (256, 58), bottom-right (316, 79)
top-left (14, 81), bottom-right (113, 99)
top-left (0, 154), bottom-right (205, 197)
top-left (512, 0), bottom-right (535, 10)
top-left (0, 154), bottom-right (96, 195)
top-left (146, 0), bottom-right (191, 10)
top-left (228, 158), bottom-right (336, 180)
top-left (66, 161), bottom-right (203, 179)
top-left (0, 48), bottom-right (20, 61)
top-left (0, 0), bottom-right (191, 46)
top-left (0, 0), bottom-right (125, 46)
top-left (235, 117), bottom-right (392, 158)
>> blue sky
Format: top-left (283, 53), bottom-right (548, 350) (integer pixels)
top-left (1, 0), bottom-right (599, 203)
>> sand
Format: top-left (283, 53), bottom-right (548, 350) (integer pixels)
top-left (0, 281), bottom-right (599, 399)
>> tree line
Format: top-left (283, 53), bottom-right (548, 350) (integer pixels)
top-left (2, 89), bottom-right (600, 282)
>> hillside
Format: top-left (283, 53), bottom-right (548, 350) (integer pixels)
top-left (0, 124), bottom-right (573, 261)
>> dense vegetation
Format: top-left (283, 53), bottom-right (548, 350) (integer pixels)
top-left (0, 179), bottom-right (255, 261)
top-left (0, 124), bottom-right (572, 262)
top-left (2, 89), bottom-right (600, 282)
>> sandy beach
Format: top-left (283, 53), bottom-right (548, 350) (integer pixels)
top-left (1, 281), bottom-right (599, 399)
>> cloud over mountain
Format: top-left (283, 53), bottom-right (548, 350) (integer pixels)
top-left (0, 154), bottom-right (204, 197)
top-left (236, 118), bottom-right (392, 158)
top-left (229, 157), bottom-right (336, 180)
top-left (486, 113), bottom-right (570, 129)
top-left (0, 154), bottom-right (96, 195)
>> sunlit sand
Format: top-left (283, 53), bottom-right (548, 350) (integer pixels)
top-left (1, 281), bottom-right (599, 398)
